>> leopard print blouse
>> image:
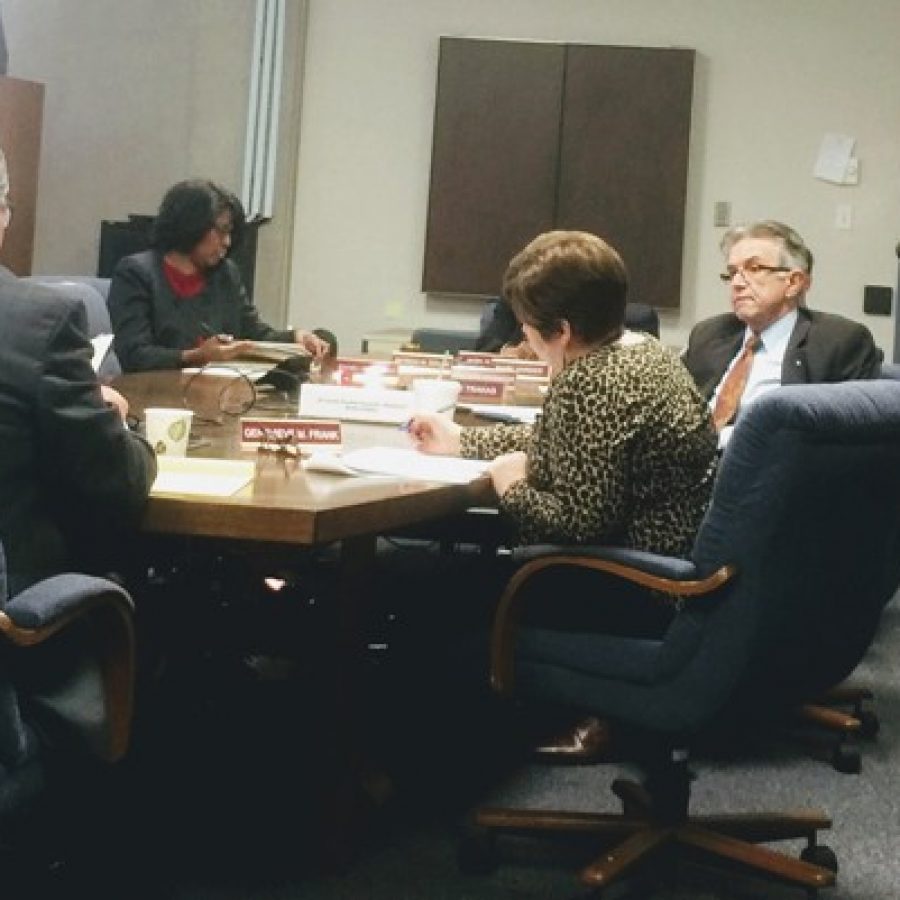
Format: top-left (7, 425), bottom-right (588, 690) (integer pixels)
top-left (460, 335), bottom-right (717, 556)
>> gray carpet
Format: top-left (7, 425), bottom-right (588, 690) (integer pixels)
top-left (157, 593), bottom-right (900, 899)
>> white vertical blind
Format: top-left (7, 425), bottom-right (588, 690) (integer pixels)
top-left (242, 0), bottom-right (284, 220)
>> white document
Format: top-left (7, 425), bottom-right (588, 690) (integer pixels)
top-left (813, 132), bottom-right (856, 184)
top-left (303, 446), bottom-right (489, 484)
top-left (457, 403), bottom-right (541, 425)
top-left (90, 333), bottom-right (114, 373)
top-left (151, 456), bottom-right (256, 497)
top-left (182, 364), bottom-right (267, 380)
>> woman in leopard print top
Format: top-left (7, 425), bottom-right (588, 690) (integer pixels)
top-left (409, 231), bottom-right (717, 557)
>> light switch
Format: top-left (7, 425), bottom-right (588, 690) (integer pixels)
top-left (713, 201), bottom-right (731, 228)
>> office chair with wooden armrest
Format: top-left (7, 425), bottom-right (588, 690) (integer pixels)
top-left (0, 540), bottom-right (136, 858)
top-left (461, 380), bottom-right (900, 896)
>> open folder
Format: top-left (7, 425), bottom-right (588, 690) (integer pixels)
top-left (303, 446), bottom-right (489, 484)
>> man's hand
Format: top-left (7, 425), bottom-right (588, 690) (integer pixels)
top-left (100, 385), bottom-right (129, 422)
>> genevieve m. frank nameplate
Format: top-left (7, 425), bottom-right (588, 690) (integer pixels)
top-left (240, 417), bottom-right (343, 451)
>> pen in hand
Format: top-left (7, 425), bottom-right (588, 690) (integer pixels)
top-left (199, 322), bottom-right (233, 344)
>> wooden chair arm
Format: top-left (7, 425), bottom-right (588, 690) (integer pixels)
top-left (490, 554), bottom-right (736, 697)
top-left (0, 591), bottom-right (136, 763)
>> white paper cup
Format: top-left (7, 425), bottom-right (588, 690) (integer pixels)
top-left (144, 407), bottom-right (194, 456)
top-left (411, 378), bottom-right (461, 419)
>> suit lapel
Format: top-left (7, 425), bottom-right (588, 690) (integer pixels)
top-left (783, 309), bottom-right (811, 384)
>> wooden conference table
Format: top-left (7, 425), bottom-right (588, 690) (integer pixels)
top-left (115, 368), bottom-right (496, 864)
top-left (117, 369), bottom-right (494, 545)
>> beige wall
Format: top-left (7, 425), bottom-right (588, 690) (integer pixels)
top-left (291, 0), bottom-right (900, 355)
top-left (4, 1), bottom-right (900, 356)
top-left (0, 0), bottom-right (270, 298)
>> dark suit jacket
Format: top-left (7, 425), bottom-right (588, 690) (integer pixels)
top-left (0, 268), bottom-right (156, 594)
top-left (109, 250), bottom-right (296, 372)
top-left (682, 308), bottom-right (882, 400)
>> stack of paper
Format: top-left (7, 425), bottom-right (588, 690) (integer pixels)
top-left (151, 456), bottom-right (256, 497)
top-left (303, 446), bottom-right (488, 484)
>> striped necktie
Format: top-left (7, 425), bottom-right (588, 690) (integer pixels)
top-left (711, 334), bottom-right (761, 431)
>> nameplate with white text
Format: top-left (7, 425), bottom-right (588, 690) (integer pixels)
top-left (240, 417), bottom-right (343, 450)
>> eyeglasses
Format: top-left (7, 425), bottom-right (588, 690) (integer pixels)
top-left (718, 263), bottom-right (791, 283)
top-left (182, 364), bottom-right (257, 424)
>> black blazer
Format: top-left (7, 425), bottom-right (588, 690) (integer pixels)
top-left (682, 308), bottom-right (882, 400)
top-left (0, 268), bottom-right (156, 593)
top-left (109, 250), bottom-right (295, 372)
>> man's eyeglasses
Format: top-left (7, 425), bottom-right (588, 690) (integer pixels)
top-left (718, 263), bottom-right (791, 283)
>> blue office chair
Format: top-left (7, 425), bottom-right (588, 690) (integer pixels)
top-left (0, 540), bottom-right (136, 866)
top-left (22, 276), bottom-right (120, 378)
top-left (462, 380), bottom-right (900, 895)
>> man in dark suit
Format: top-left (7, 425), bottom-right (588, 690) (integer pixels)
top-left (683, 220), bottom-right (880, 442)
top-left (0, 149), bottom-right (156, 594)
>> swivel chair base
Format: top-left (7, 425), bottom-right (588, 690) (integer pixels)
top-left (461, 765), bottom-right (837, 897)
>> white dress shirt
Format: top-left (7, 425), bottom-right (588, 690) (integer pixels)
top-left (713, 309), bottom-right (798, 448)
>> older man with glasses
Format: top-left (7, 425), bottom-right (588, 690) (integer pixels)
top-left (682, 220), bottom-right (881, 445)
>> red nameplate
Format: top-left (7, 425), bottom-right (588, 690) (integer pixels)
top-left (456, 351), bottom-right (499, 366)
top-left (336, 359), bottom-right (396, 386)
top-left (492, 358), bottom-right (551, 377)
top-left (451, 364), bottom-right (515, 382)
top-left (457, 378), bottom-right (510, 403)
top-left (392, 351), bottom-right (453, 370)
top-left (240, 417), bottom-right (343, 450)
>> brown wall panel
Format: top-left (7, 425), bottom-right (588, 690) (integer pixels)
top-left (556, 46), bottom-right (694, 309)
top-left (422, 37), bottom-right (564, 295)
top-left (0, 76), bottom-right (44, 275)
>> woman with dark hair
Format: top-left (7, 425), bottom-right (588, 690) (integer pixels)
top-left (109, 179), bottom-right (331, 371)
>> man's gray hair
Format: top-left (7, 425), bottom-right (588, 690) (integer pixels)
top-left (720, 220), bottom-right (814, 275)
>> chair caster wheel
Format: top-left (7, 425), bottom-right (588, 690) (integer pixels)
top-left (457, 826), bottom-right (498, 875)
top-left (857, 709), bottom-right (879, 739)
top-left (831, 745), bottom-right (861, 774)
top-left (800, 843), bottom-right (838, 873)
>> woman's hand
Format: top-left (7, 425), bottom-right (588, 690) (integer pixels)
top-left (406, 412), bottom-right (462, 456)
top-left (295, 329), bottom-right (330, 359)
top-left (488, 451), bottom-right (528, 497)
top-left (184, 334), bottom-right (255, 366)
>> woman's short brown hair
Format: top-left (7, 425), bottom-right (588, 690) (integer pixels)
top-left (502, 231), bottom-right (628, 343)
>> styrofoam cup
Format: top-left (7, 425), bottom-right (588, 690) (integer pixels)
top-left (144, 407), bottom-right (193, 456)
